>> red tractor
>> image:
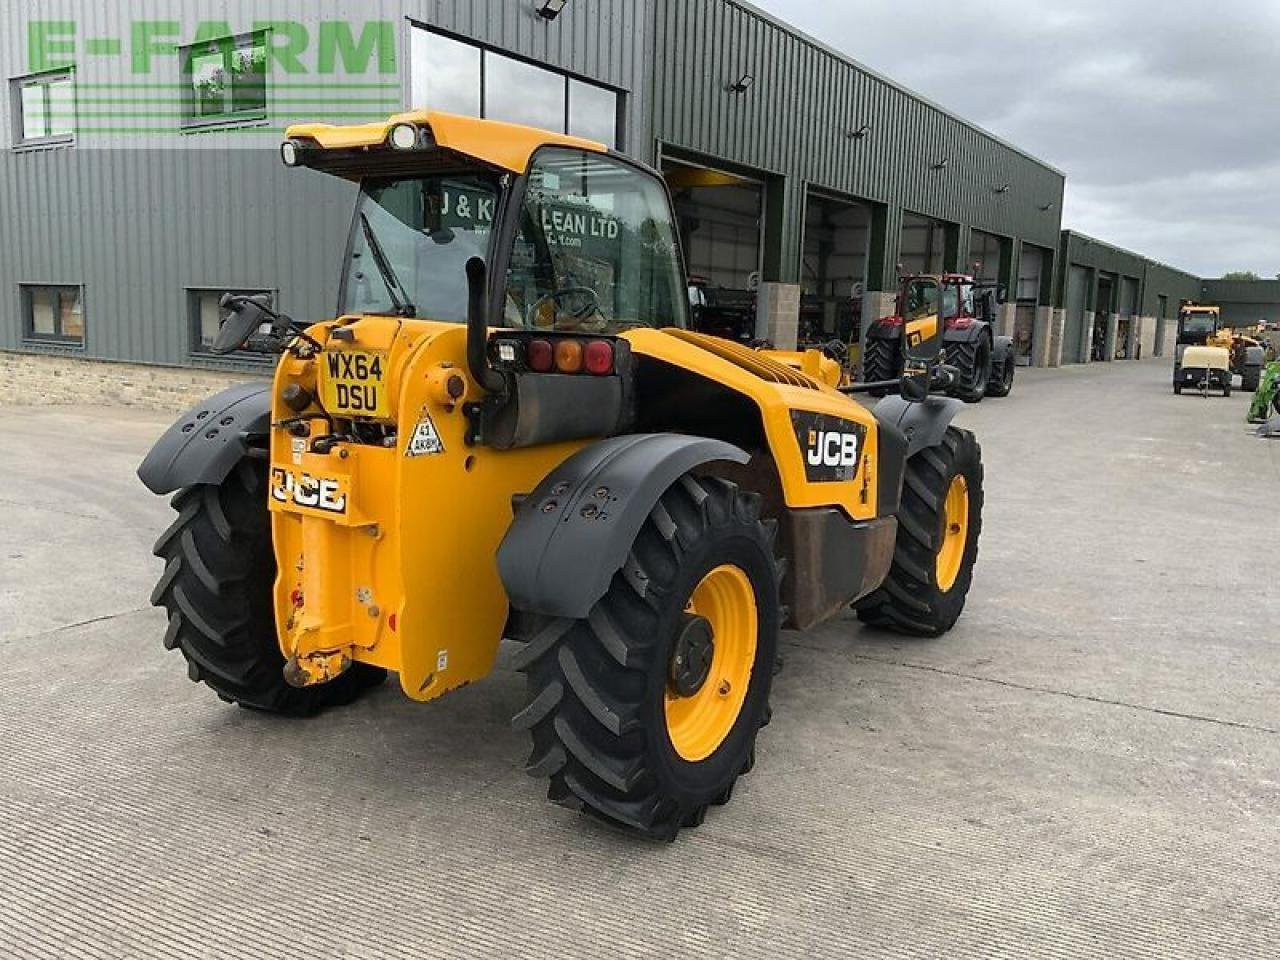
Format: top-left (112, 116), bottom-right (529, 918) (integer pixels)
top-left (863, 273), bottom-right (1015, 402)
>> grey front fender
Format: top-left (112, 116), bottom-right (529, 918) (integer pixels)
top-left (873, 394), bottom-right (964, 458)
top-left (992, 336), bottom-right (1014, 366)
top-left (870, 394), bottom-right (963, 515)
top-left (497, 434), bottom-right (749, 619)
top-left (137, 382), bottom-right (272, 495)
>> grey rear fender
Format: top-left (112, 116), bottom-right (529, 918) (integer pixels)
top-left (497, 433), bottom-right (749, 619)
top-left (137, 382), bottom-right (272, 495)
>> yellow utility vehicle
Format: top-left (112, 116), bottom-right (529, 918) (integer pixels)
top-left (139, 112), bottom-right (984, 839)
top-left (1177, 304), bottom-right (1265, 390)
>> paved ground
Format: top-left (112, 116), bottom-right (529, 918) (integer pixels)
top-left (1, 358), bottom-right (1277, 959)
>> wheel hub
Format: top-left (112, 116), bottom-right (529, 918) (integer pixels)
top-left (669, 614), bottom-right (715, 697)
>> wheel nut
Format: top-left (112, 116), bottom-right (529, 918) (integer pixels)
top-left (718, 680), bottom-right (731, 696)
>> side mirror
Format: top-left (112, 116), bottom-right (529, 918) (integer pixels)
top-left (211, 294), bottom-right (271, 355)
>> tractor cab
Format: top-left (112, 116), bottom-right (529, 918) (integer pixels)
top-left (1177, 304), bottom-right (1221, 346)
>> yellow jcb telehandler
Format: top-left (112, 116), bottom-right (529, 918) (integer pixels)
top-left (139, 112), bottom-right (984, 839)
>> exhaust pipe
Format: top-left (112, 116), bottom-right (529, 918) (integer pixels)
top-left (465, 257), bottom-right (505, 393)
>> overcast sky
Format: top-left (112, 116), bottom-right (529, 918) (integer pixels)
top-left (751, 0), bottom-right (1280, 278)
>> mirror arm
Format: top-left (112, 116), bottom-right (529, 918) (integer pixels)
top-left (841, 379), bottom-right (901, 395)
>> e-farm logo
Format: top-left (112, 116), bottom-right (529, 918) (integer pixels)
top-left (26, 18), bottom-right (401, 140)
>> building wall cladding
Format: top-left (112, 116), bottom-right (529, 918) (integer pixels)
top-left (1055, 232), bottom-right (1199, 315)
top-left (0, 1), bottom-right (647, 368)
top-left (1201, 279), bottom-right (1280, 327)
top-left (647, 0), bottom-right (1066, 289)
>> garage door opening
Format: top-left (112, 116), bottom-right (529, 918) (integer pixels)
top-left (801, 191), bottom-right (870, 349)
top-left (1015, 245), bottom-right (1046, 365)
top-left (899, 213), bottom-right (947, 276)
top-left (1094, 275), bottom-right (1116, 361)
top-left (663, 157), bottom-right (764, 342)
top-left (968, 231), bottom-right (1003, 285)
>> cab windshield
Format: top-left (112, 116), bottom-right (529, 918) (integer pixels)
top-left (341, 174), bottom-right (500, 322)
top-left (902, 279), bottom-right (940, 320)
top-left (1180, 313), bottom-right (1216, 336)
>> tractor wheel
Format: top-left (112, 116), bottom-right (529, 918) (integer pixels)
top-left (856, 427), bottom-right (984, 637)
top-left (512, 474), bottom-right (779, 841)
top-left (1223, 382), bottom-right (1232, 398)
top-left (949, 338), bottom-right (992, 403)
top-left (987, 357), bottom-right (1015, 398)
top-left (1242, 366), bottom-right (1261, 392)
top-left (862, 338), bottom-right (901, 397)
top-left (1174, 383), bottom-right (1183, 395)
top-left (150, 459), bottom-right (385, 715)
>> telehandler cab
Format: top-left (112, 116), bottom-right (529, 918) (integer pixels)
top-left (139, 112), bottom-right (984, 839)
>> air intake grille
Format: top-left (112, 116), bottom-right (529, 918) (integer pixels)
top-left (664, 329), bottom-right (821, 390)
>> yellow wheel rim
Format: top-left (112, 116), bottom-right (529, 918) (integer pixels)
top-left (935, 474), bottom-right (970, 593)
top-left (664, 565), bottom-right (757, 762)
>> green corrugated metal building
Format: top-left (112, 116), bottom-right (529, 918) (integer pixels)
top-left (0, 0), bottom-right (1208, 390)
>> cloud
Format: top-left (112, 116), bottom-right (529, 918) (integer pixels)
top-left (749, 0), bottom-right (1280, 277)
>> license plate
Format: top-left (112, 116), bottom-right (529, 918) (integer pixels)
top-left (320, 350), bottom-right (389, 418)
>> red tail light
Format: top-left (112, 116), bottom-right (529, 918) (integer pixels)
top-left (527, 339), bottom-right (554, 372)
top-left (584, 340), bottom-right (615, 375)
top-left (881, 315), bottom-right (905, 328)
top-left (946, 316), bottom-right (976, 330)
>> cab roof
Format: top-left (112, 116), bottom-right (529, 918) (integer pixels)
top-left (285, 110), bottom-right (608, 176)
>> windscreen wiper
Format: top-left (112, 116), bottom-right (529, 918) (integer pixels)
top-left (359, 213), bottom-right (416, 318)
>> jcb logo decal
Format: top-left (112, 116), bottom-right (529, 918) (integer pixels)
top-left (271, 468), bottom-right (348, 515)
top-left (806, 429), bottom-right (859, 468)
top-left (791, 411), bottom-right (866, 483)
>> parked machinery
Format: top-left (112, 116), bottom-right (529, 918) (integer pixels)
top-left (687, 276), bottom-right (757, 344)
top-left (137, 112), bottom-right (986, 841)
top-left (1176, 304), bottom-right (1265, 390)
top-left (1247, 361), bottom-right (1280, 423)
top-left (1174, 345), bottom-right (1232, 397)
top-left (863, 274), bottom-right (1015, 402)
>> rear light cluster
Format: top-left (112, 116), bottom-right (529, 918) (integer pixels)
top-left (881, 315), bottom-right (905, 328)
top-left (946, 316), bottom-right (976, 330)
top-left (524, 337), bottom-right (616, 376)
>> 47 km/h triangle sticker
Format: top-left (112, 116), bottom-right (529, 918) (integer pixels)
top-left (405, 410), bottom-right (445, 458)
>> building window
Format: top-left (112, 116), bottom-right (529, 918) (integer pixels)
top-left (189, 288), bottom-right (274, 356)
top-left (22, 285), bottom-right (85, 346)
top-left (12, 71), bottom-right (76, 146)
top-left (182, 32), bottom-right (268, 126)
top-left (409, 26), bottom-right (622, 148)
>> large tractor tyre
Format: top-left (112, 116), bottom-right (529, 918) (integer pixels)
top-left (1242, 366), bottom-right (1261, 392)
top-left (987, 356), bottom-right (1015, 398)
top-left (856, 427), bottom-right (984, 637)
top-left (862, 337), bottom-right (901, 397)
top-left (512, 474), bottom-right (779, 841)
top-left (949, 337), bottom-right (993, 403)
top-left (1173, 383), bottom-right (1183, 395)
top-left (150, 459), bottom-right (386, 715)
